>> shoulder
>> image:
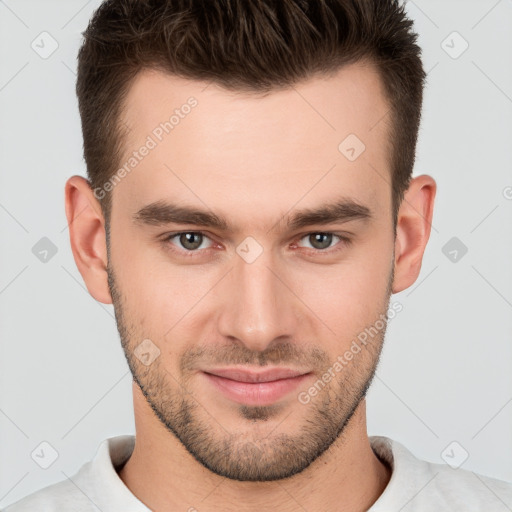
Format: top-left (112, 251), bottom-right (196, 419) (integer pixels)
top-left (3, 478), bottom-right (94, 512)
top-left (370, 436), bottom-right (512, 511)
top-left (3, 435), bottom-right (142, 512)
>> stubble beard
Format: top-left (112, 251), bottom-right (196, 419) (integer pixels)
top-left (107, 261), bottom-right (393, 481)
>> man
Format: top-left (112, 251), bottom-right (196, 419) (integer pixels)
top-left (5, 0), bottom-right (512, 510)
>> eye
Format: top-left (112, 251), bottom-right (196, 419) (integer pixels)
top-left (167, 232), bottom-right (213, 251)
top-left (296, 232), bottom-right (348, 251)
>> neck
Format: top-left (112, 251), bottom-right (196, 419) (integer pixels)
top-left (118, 387), bottom-right (391, 512)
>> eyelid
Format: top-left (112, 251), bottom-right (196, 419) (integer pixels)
top-left (164, 231), bottom-right (216, 253)
top-left (162, 230), bottom-right (352, 257)
top-left (296, 232), bottom-right (342, 248)
top-left (292, 231), bottom-right (353, 253)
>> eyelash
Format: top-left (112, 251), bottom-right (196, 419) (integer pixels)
top-left (162, 231), bottom-right (352, 258)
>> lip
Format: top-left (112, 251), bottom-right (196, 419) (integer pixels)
top-left (202, 367), bottom-right (312, 406)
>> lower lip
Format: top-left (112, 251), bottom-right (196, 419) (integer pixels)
top-left (202, 372), bottom-right (312, 406)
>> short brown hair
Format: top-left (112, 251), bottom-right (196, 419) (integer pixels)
top-left (77, 0), bottom-right (426, 230)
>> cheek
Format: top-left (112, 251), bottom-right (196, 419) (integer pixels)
top-left (294, 243), bottom-right (393, 334)
top-left (111, 218), bottom-right (393, 347)
top-left (113, 248), bottom-right (222, 345)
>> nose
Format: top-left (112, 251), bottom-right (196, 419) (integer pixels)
top-left (216, 246), bottom-right (298, 353)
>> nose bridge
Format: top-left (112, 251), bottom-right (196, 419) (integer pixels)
top-left (217, 245), bottom-right (296, 351)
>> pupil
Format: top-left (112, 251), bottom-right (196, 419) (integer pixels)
top-left (181, 232), bottom-right (202, 250)
top-left (311, 233), bottom-right (332, 250)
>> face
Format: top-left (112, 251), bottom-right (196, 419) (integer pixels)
top-left (106, 63), bottom-right (396, 481)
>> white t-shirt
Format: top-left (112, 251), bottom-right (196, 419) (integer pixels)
top-left (4, 435), bottom-right (512, 511)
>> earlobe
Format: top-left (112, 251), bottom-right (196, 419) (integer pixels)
top-left (391, 174), bottom-right (437, 294)
top-left (64, 175), bottom-right (113, 304)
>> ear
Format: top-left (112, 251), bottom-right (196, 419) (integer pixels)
top-left (64, 175), bottom-right (112, 304)
top-left (392, 174), bottom-right (437, 294)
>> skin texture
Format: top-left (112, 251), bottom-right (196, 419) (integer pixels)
top-left (65, 61), bottom-right (436, 511)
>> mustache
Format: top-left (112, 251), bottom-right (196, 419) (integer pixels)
top-left (179, 341), bottom-right (330, 373)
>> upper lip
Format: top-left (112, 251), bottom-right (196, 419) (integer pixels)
top-left (203, 367), bottom-right (311, 383)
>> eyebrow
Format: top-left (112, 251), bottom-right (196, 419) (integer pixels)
top-left (132, 197), bottom-right (372, 232)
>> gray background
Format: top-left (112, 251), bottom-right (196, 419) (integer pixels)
top-left (1, 0), bottom-right (511, 507)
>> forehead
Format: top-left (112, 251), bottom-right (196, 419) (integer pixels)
top-left (114, 63), bottom-right (392, 227)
